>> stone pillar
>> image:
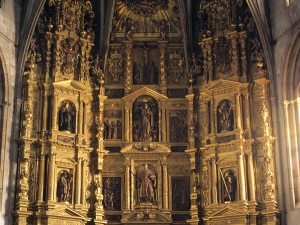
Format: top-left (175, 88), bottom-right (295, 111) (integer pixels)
top-left (42, 94), bottom-right (48, 131)
top-left (247, 153), bottom-right (256, 201)
top-left (238, 153), bottom-right (246, 201)
top-left (37, 152), bottom-right (45, 202)
top-left (47, 152), bottom-right (56, 202)
top-left (162, 163), bottom-right (168, 209)
top-left (236, 94), bottom-right (242, 129)
top-left (211, 157), bottom-right (218, 204)
top-left (125, 164), bottom-right (131, 210)
top-left (76, 158), bottom-right (82, 205)
top-left (81, 160), bottom-right (86, 206)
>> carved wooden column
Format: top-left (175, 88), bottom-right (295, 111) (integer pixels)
top-left (210, 99), bottom-right (215, 134)
top-left (235, 93), bottom-right (242, 129)
top-left (125, 104), bottom-right (130, 142)
top-left (81, 160), bottom-right (86, 206)
top-left (162, 163), bottom-right (168, 209)
top-left (37, 152), bottom-right (45, 202)
top-left (247, 153), bottom-right (256, 201)
top-left (158, 41), bottom-right (168, 95)
top-left (83, 102), bottom-right (88, 135)
top-left (186, 94), bottom-right (195, 149)
top-left (79, 100), bottom-right (84, 134)
top-left (161, 100), bottom-right (167, 142)
top-left (125, 164), bottom-right (131, 211)
top-left (238, 152), bottom-right (246, 201)
top-left (51, 94), bottom-right (57, 130)
top-left (124, 41), bottom-right (133, 95)
top-left (244, 93), bottom-right (251, 130)
top-left (47, 152), bottom-right (56, 204)
top-left (42, 93), bottom-right (48, 131)
top-left (206, 159), bottom-right (212, 204)
top-left (229, 33), bottom-right (239, 80)
top-left (211, 156), bottom-right (218, 204)
top-left (205, 40), bottom-right (213, 82)
top-left (75, 158), bottom-right (82, 206)
top-left (239, 32), bottom-right (247, 78)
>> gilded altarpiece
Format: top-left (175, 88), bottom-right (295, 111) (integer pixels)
top-left (15, 0), bottom-right (280, 225)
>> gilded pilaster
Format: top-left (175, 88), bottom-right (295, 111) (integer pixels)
top-left (158, 41), bottom-right (168, 95)
top-left (75, 157), bottom-right (82, 206)
top-left (47, 152), bottom-right (56, 204)
top-left (211, 156), bottom-right (217, 204)
top-left (37, 152), bottom-right (45, 202)
top-left (124, 41), bottom-right (133, 95)
top-left (162, 163), bottom-right (168, 209)
top-left (235, 93), bottom-right (242, 129)
top-left (247, 153), bottom-right (256, 201)
top-left (238, 152), bottom-right (246, 201)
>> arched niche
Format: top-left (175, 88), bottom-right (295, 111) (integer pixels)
top-left (122, 87), bottom-right (168, 143)
top-left (58, 100), bottom-right (76, 133)
top-left (217, 99), bottom-right (234, 133)
top-left (282, 29), bottom-right (300, 208)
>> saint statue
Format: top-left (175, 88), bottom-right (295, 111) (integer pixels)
top-left (57, 171), bottom-right (72, 202)
top-left (138, 164), bottom-right (156, 203)
top-left (218, 101), bottom-right (232, 132)
top-left (224, 170), bottom-right (237, 201)
top-left (59, 101), bottom-right (75, 133)
top-left (140, 103), bottom-right (153, 141)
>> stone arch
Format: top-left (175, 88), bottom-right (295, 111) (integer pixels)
top-left (282, 29), bottom-right (300, 209)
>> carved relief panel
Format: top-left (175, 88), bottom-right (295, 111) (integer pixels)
top-left (172, 177), bottom-right (190, 211)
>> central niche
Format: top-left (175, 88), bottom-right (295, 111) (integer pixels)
top-left (132, 95), bottom-right (158, 142)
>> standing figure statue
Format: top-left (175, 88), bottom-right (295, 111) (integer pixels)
top-left (140, 103), bottom-right (153, 141)
top-left (58, 171), bottom-right (71, 202)
top-left (60, 101), bottom-right (75, 133)
top-left (224, 170), bottom-right (237, 201)
top-left (138, 163), bottom-right (156, 203)
top-left (218, 101), bottom-right (232, 132)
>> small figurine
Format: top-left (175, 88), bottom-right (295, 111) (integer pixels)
top-left (122, 18), bottom-right (136, 40)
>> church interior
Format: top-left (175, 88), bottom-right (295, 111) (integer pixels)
top-left (0, 0), bottom-right (299, 224)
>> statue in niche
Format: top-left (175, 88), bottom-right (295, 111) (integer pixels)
top-left (218, 101), bottom-right (233, 132)
top-left (223, 170), bottom-right (237, 201)
top-left (57, 171), bottom-right (72, 202)
top-left (103, 177), bottom-right (121, 211)
top-left (138, 163), bottom-right (156, 203)
top-left (172, 177), bottom-right (190, 211)
top-left (146, 61), bottom-right (158, 84)
top-left (140, 103), bottom-right (153, 141)
top-left (132, 97), bottom-right (158, 142)
top-left (169, 111), bottom-right (188, 143)
top-left (188, 53), bottom-right (203, 77)
top-left (59, 101), bottom-right (76, 133)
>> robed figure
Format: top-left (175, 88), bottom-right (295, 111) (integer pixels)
top-left (59, 101), bottom-right (75, 133)
top-left (140, 103), bottom-right (153, 141)
top-left (138, 164), bottom-right (156, 203)
top-left (224, 171), bottom-right (237, 201)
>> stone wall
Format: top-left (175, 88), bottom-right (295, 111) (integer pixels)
top-left (0, 0), bottom-right (20, 224)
